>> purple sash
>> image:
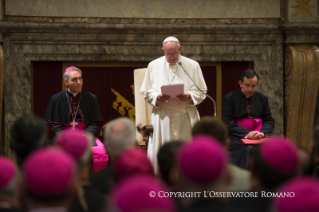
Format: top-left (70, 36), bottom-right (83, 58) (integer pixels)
top-left (65, 122), bottom-right (108, 173)
top-left (236, 118), bottom-right (263, 131)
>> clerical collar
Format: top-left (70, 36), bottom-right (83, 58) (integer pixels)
top-left (67, 89), bottom-right (79, 97)
top-left (240, 89), bottom-right (255, 99)
top-left (243, 93), bottom-right (254, 99)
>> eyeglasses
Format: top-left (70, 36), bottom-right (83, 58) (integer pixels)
top-left (242, 84), bottom-right (257, 89)
top-left (164, 52), bottom-right (179, 57)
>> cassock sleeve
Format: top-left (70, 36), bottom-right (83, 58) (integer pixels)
top-left (80, 92), bottom-right (103, 124)
top-left (44, 95), bottom-right (59, 124)
top-left (82, 92), bottom-right (103, 136)
top-left (44, 93), bottom-right (66, 144)
top-left (44, 91), bottom-right (70, 125)
top-left (187, 63), bottom-right (207, 106)
top-left (140, 64), bottom-right (160, 107)
top-left (260, 96), bottom-right (275, 134)
top-left (51, 123), bottom-right (64, 136)
top-left (85, 122), bottom-right (100, 136)
top-left (222, 94), bottom-right (250, 138)
top-left (45, 123), bottom-right (64, 144)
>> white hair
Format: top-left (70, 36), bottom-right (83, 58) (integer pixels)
top-left (103, 117), bottom-right (136, 159)
top-left (63, 67), bottom-right (82, 81)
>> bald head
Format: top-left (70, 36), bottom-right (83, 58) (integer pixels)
top-left (110, 121), bottom-right (127, 136)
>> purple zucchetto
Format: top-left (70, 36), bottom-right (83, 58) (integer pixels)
top-left (110, 175), bottom-right (175, 212)
top-left (178, 135), bottom-right (227, 184)
top-left (64, 66), bottom-right (76, 73)
top-left (0, 157), bottom-right (16, 190)
top-left (113, 147), bottom-right (153, 181)
top-left (260, 136), bottom-right (298, 173)
top-left (274, 177), bottom-right (319, 212)
top-left (55, 129), bottom-right (89, 161)
top-left (23, 147), bottom-right (76, 195)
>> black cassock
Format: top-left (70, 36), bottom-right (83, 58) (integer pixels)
top-left (222, 89), bottom-right (275, 169)
top-left (44, 90), bottom-right (103, 144)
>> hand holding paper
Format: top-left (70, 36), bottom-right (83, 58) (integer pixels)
top-left (176, 92), bottom-right (190, 101)
top-left (157, 93), bottom-right (171, 102)
top-left (161, 84), bottom-right (184, 99)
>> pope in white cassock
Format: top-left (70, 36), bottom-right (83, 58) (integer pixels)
top-left (140, 36), bottom-right (208, 173)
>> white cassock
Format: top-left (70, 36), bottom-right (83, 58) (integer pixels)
top-left (140, 55), bottom-right (207, 173)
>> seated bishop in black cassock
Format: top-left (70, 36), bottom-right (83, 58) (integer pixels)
top-left (44, 66), bottom-right (108, 172)
top-left (222, 69), bottom-right (274, 169)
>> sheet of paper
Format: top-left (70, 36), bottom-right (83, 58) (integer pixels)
top-left (161, 83), bottom-right (184, 99)
top-left (241, 138), bottom-right (269, 144)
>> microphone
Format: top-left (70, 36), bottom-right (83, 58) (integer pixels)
top-left (178, 62), bottom-right (217, 117)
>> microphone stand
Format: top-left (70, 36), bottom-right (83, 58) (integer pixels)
top-left (178, 62), bottom-right (217, 117)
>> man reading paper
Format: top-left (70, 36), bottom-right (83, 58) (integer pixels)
top-left (140, 36), bottom-right (207, 173)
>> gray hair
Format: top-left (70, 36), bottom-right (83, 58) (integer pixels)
top-left (103, 117), bottom-right (136, 159)
top-left (63, 67), bottom-right (82, 81)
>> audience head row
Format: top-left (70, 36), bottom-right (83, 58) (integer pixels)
top-left (4, 113), bottom-right (319, 212)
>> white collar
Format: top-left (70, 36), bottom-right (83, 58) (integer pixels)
top-left (68, 88), bottom-right (79, 97)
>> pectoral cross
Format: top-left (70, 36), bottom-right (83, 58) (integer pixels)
top-left (70, 121), bottom-right (78, 130)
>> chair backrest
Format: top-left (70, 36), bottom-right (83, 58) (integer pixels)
top-left (134, 68), bottom-right (153, 145)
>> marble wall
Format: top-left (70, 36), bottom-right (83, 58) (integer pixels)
top-left (0, 1), bottom-right (2, 20)
top-left (288, 0), bottom-right (317, 22)
top-left (5, 0), bottom-right (280, 18)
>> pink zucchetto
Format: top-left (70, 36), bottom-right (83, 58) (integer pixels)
top-left (64, 66), bottom-right (76, 73)
top-left (23, 147), bottom-right (77, 195)
top-left (178, 135), bottom-right (227, 184)
top-left (113, 147), bottom-right (153, 181)
top-left (274, 177), bottom-right (319, 212)
top-left (110, 175), bottom-right (175, 212)
top-left (55, 129), bottom-right (89, 161)
top-left (0, 157), bottom-right (17, 190)
top-left (260, 136), bottom-right (298, 173)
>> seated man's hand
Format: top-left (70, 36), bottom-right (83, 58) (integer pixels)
top-left (248, 131), bottom-right (264, 140)
top-left (157, 93), bottom-right (171, 102)
top-left (176, 92), bottom-right (190, 101)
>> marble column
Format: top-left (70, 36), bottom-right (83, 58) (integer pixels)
top-left (285, 45), bottom-right (319, 150)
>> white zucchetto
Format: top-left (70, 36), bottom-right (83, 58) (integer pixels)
top-left (163, 36), bottom-right (180, 44)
